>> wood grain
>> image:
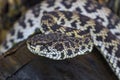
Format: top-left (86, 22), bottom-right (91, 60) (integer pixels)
top-left (0, 40), bottom-right (118, 80)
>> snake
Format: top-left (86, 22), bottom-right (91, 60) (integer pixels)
top-left (26, 11), bottom-right (120, 79)
top-left (0, 0), bottom-right (120, 54)
top-left (0, 0), bottom-right (120, 79)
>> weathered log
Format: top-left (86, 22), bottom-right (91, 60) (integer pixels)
top-left (0, 40), bottom-right (118, 80)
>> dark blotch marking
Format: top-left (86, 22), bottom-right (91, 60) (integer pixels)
top-left (107, 13), bottom-right (120, 26)
top-left (96, 36), bottom-right (103, 41)
top-left (46, 0), bottom-right (55, 7)
top-left (93, 24), bottom-right (103, 33)
top-left (76, 7), bottom-right (82, 13)
top-left (117, 61), bottom-right (120, 68)
top-left (84, 38), bottom-right (90, 44)
top-left (28, 19), bottom-right (33, 27)
top-left (105, 32), bottom-right (116, 42)
top-left (64, 11), bottom-right (73, 20)
top-left (42, 15), bottom-right (50, 20)
top-left (10, 29), bottom-right (15, 36)
top-left (88, 45), bottom-right (92, 49)
top-left (65, 42), bottom-right (70, 48)
top-left (75, 39), bottom-right (79, 43)
top-left (80, 20), bottom-right (87, 26)
top-left (81, 46), bottom-right (85, 50)
top-left (49, 12), bottom-right (60, 19)
top-left (71, 20), bottom-right (77, 28)
top-left (42, 13), bottom-right (59, 23)
top-left (67, 49), bottom-right (73, 56)
top-left (60, 19), bottom-right (65, 25)
top-left (105, 55), bottom-right (109, 60)
top-left (115, 33), bottom-right (120, 36)
top-left (79, 30), bottom-right (89, 35)
top-left (60, 52), bottom-right (65, 59)
top-left (84, 0), bottom-right (102, 13)
top-left (32, 4), bottom-right (41, 17)
top-left (66, 27), bottom-right (74, 32)
top-left (43, 11), bottom-right (47, 14)
top-left (61, 0), bottom-right (76, 9)
top-left (107, 24), bottom-right (114, 29)
top-left (95, 16), bottom-right (104, 23)
top-left (105, 46), bottom-right (114, 54)
top-left (19, 16), bottom-right (26, 28)
top-left (55, 7), bottom-right (60, 10)
top-left (17, 31), bottom-right (24, 39)
top-left (47, 42), bottom-right (53, 46)
top-left (75, 49), bottom-right (79, 53)
top-left (79, 14), bottom-right (92, 24)
top-left (51, 24), bottom-right (61, 31)
top-left (52, 54), bottom-right (57, 57)
top-left (10, 39), bottom-right (14, 43)
top-left (115, 45), bottom-right (120, 57)
top-left (42, 24), bottom-right (49, 32)
top-left (55, 43), bottom-right (64, 51)
top-left (44, 46), bottom-right (51, 52)
top-left (40, 46), bottom-right (45, 51)
top-left (70, 41), bottom-right (75, 47)
top-left (34, 28), bottom-right (42, 34)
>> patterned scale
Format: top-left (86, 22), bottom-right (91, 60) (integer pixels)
top-left (0, 0), bottom-right (120, 54)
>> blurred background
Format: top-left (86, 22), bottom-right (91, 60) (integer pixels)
top-left (0, 0), bottom-right (120, 44)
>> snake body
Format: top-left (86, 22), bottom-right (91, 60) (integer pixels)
top-left (0, 0), bottom-right (120, 54)
top-left (0, 0), bottom-right (120, 79)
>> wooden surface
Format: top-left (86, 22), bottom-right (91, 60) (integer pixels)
top-left (0, 40), bottom-right (118, 80)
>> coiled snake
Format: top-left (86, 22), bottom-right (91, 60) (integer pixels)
top-left (26, 11), bottom-right (120, 79)
top-left (0, 0), bottom-right (120, 79)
